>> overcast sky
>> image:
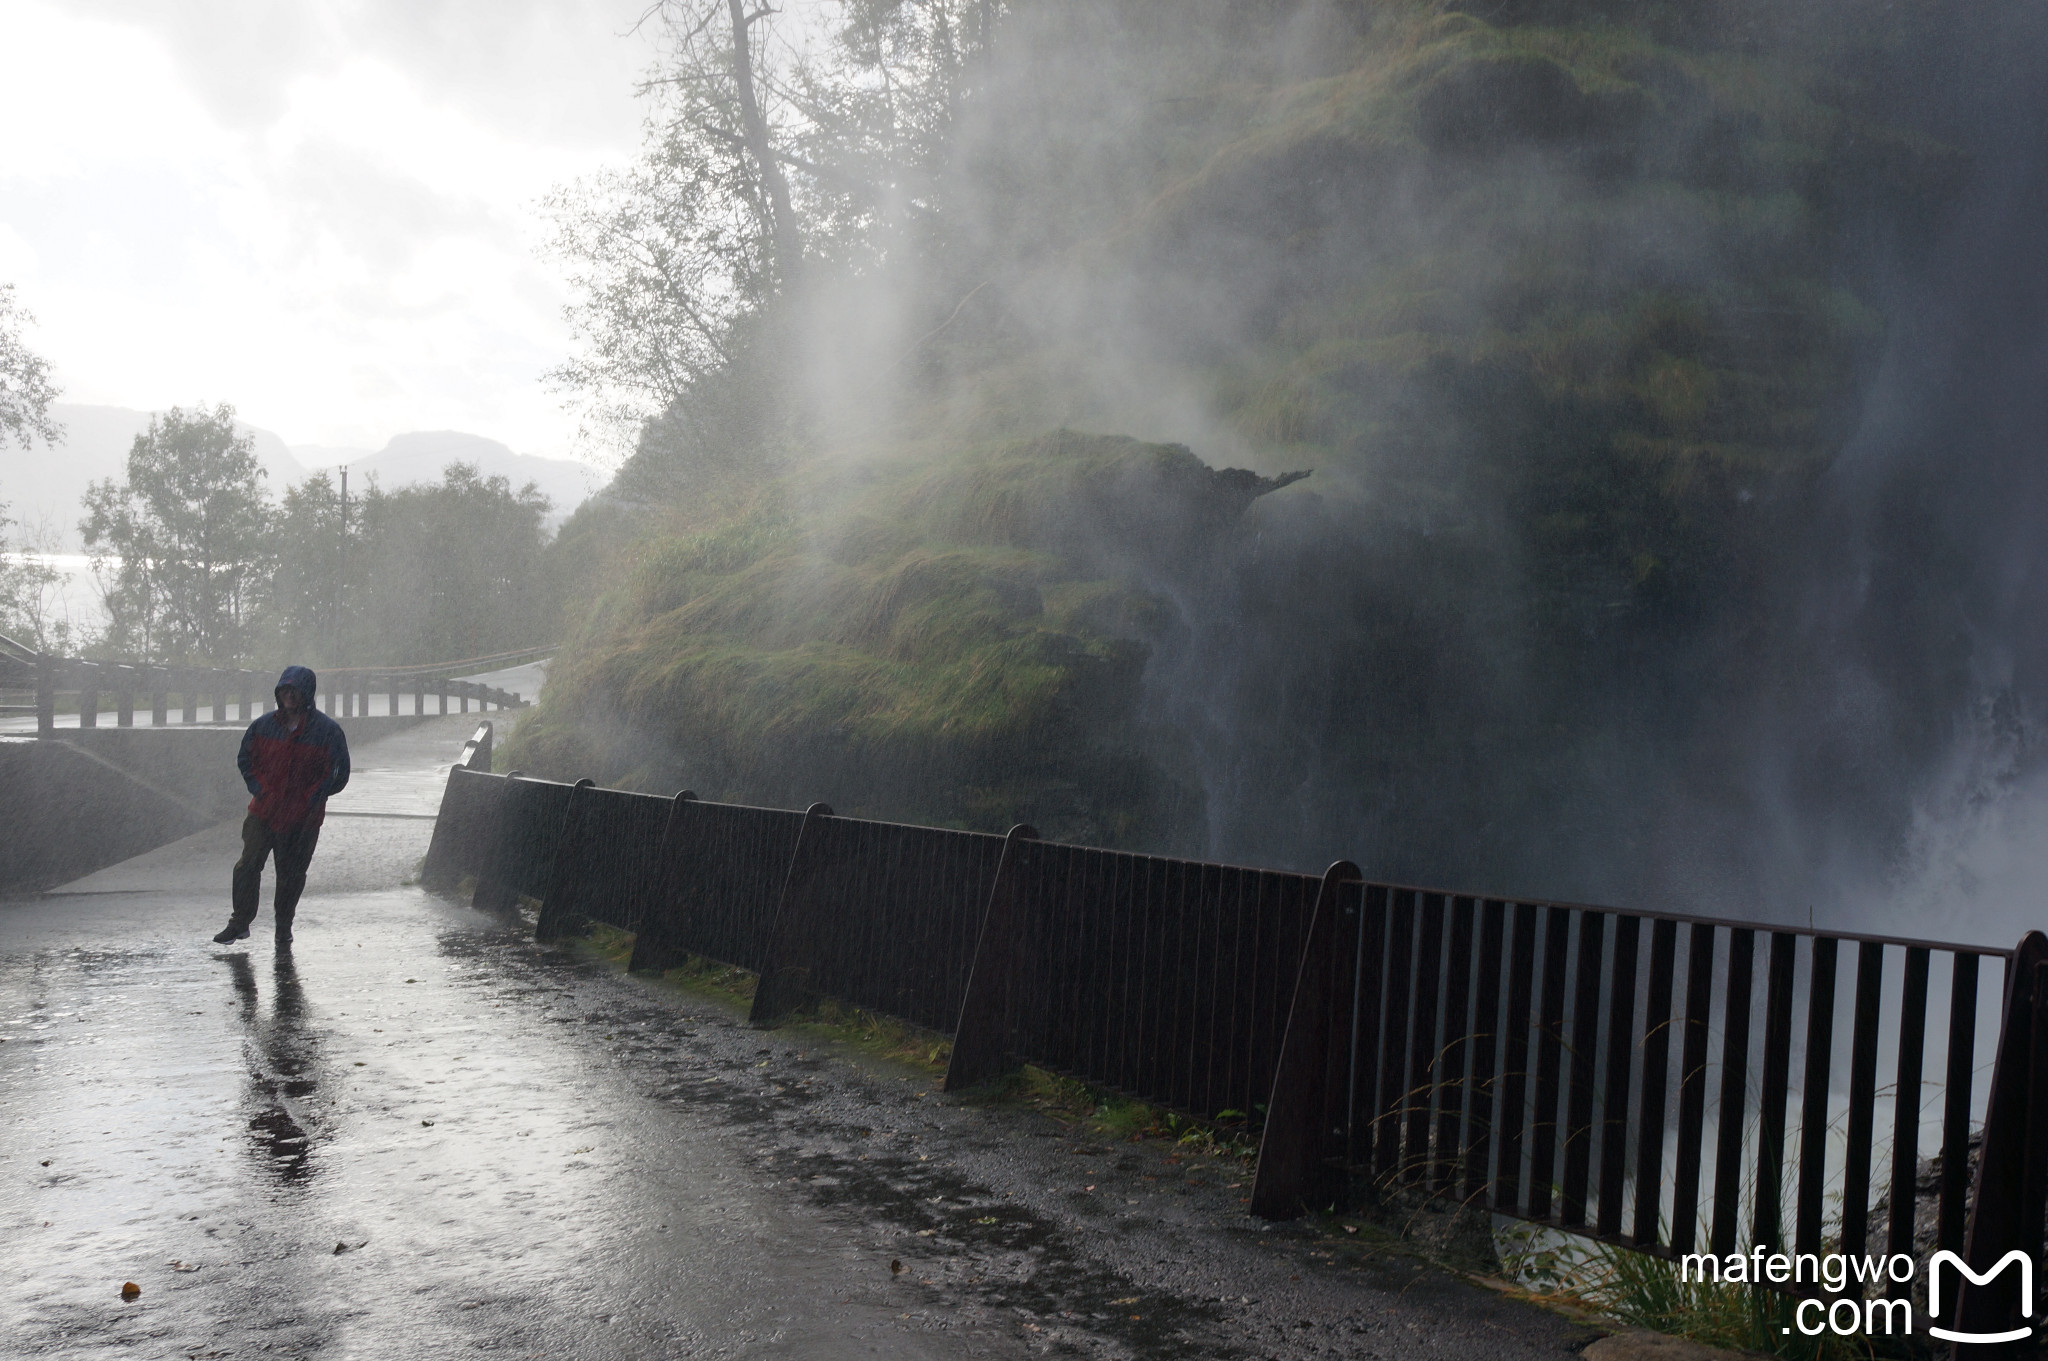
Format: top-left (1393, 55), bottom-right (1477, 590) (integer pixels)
top-left (0, 0), bottom-right (663, 462)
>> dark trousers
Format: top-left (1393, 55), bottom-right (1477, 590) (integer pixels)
top-left (230, 815), bottom-right (321, 932)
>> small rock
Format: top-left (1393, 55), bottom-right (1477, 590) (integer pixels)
top-left (890, 1259), bottom-right (903, 1273)
top-left (119, 1282), bottom-right (140, 1300)
top-left (1584, 1330), bottom-right (1764, 1361)
top-left (334, 1242), bottom-right (349, 1255)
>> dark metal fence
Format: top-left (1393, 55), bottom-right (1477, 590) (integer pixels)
top-left (427, 762), bottom-right (2048, 1350)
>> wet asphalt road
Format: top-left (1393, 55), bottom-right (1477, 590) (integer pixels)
top-left (1, 716), bottom-right (1595, 1359)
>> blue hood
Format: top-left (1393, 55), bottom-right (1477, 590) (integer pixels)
top-left (275, 665), bottom-right (318, 708)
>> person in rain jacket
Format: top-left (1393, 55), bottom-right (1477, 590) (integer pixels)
top-left (214, 665), bottom-right (350, 947)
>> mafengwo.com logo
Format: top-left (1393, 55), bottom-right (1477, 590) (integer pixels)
top-left (1680, 1247), bottom-right (2035, 1342)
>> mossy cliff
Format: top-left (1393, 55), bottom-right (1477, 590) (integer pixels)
top-left (514, 434), bottom-right (1304, 846)
top-left (518, 0), bottom-right (2014, 899)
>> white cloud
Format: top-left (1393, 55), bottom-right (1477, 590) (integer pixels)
top-left (0, 0), bottom-right (657, 461)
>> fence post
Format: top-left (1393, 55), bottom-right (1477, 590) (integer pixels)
top-left (1952, 930), bottom-right (2048, 1354)
top-left (534, 779), bottom-right (596, 942)
top-left (471, 771), bottom-right (525, 914)
top-left (942, 824), bottom-right (1042, 1091)
top-left (420, 721), bottom-right (494, 890)
top-left (35, 652), bottom-right (53, 736)
top-left (1250, 860), bottom-right (1367, 1220)
top-left (415, 676), bottom-right (425, 716)
top-left (116, 665), bottom-right (135, 726)
top-left (78, 663), bottom-right (100, 728)
top-left (747, 802), bottom-right (837, 1024)
top-left (151, 679), bottom-right (168, 726)
top-left (626, 791), bottom-right (700, 974)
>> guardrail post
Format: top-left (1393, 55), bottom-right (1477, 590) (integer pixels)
top-left (414, 676), bottom-right (425, 715)
top-left (213, 671), bottom-right (228, 723)
top-left (1952, 930), bottom-right (2048, 1354)
top-left (116, 665), bottom-right (135, 726)
top-left (626, 791), bottom-right (701, 974)
top-left (181, 672), bottom-right (196, 723)
top-left (388, 674), bottom-right (399, 719)
top-left (420, 721), bottom-right (494, 890)
top-left (471, 771), bottom-right (525, 914)
top-left (748, 802), bottom-right (837, 1024)
top-left (151, 679), bottom-right (167, 725)
top-left (237, 673), bottom-right (251, 721)
top-left (79, 663), bottom-right (100, 728)
top-left (943, 824), bottom-right (1042, 1091)
top-left (1251, 860), bottom-right (1367, 1220)
top-left (35, 652), bottom-right (53, 736)
top-left (534, 779), bottom-right (596, 942)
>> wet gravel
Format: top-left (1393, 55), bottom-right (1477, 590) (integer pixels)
top-left (1, 717), bottom-right (1596, 1359)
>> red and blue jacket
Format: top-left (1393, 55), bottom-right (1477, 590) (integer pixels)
top-left (237, 666), bottom-right (351, 832)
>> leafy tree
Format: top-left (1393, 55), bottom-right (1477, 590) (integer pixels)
top-left (545, 1), bottom-right (1001, 457)
top-left (257, 469), bottom-right (348, 665)
top-left (80, 404), bottom-right (269, 663)
top-left (261, 462), bottom-right (554, 667)
top-left (0, 283), bottom-right (61, 451)
top-left (0, 282), bottom-right (67, 651)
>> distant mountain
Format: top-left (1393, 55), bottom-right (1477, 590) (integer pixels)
top-left (0, 404), bottom-right (303, 549)
top-left (292, 431), bottom-right (598, 528)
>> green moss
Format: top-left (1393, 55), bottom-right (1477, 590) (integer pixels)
top-left (512, 431), bottom-right (1221, 843)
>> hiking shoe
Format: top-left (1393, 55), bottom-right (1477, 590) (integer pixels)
top-left (212, 923), bottom-right (250, 944)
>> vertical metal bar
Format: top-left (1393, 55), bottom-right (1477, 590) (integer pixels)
top-left (1434, 897), bottom-right (1476, 1195)
top-left (1347, 884), bottom-right (1389, 1171)
top-left (1632, 918), bottom-right (1677, 1246)
top-left (1374, 890), bottom-right (1417, 1181)
top-left (1757, 931), bottom-right (1802, 1250)
top-left (1495, 904), bottom-right (1539, 1212)
top-left (1403, 894), bottom-right (1446, 1185)
top-left (1672, 924), bottom-right (1716, 1253)
top-left (1789, 935), bottom-right (1834, 1257)
top-left (1248, 862), bottom-right (1365, 1219)
top-left (1709, 928), bottom-right (1755, 1256)
top-left (1938, 952), bottom-right (1979, 1253)
top-left (1463, 900), bottom-right (1505, 1203)
top-left (1528, 906), bottom-right (1572, 1222)
top-left (35, 653), bottom-right (54, 736)
top-left (1886, 946), bottom-right (1930, 1289)
top-left (944, 825), bottom-right (1041, 1090)
top-left (1562, 910), bottom-right (1607, 1227)
top-left (1838, 941), bottom-right (1885, 1279)
top-left (1596, 914), bottom-right (1640, 1237)
top-left (1954, 935), bottom-right (2048, 1344)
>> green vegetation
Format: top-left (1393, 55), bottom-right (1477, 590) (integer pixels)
top-left (517, 1), bottom-right (1978, 865)
top-left (1496, 1227), bottom-right (1877, 1361)
top-left (514, 432), bottom-right (1285, 843)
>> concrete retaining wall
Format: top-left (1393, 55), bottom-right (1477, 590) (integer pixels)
top-left (0, 714), bottom-right (432, 895)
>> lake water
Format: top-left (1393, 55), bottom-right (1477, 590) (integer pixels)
top-left (1, 552), bottom-right (110, 641)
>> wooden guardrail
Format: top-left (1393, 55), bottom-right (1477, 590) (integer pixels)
top-left (0, 636), bottom-right (531, 732)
